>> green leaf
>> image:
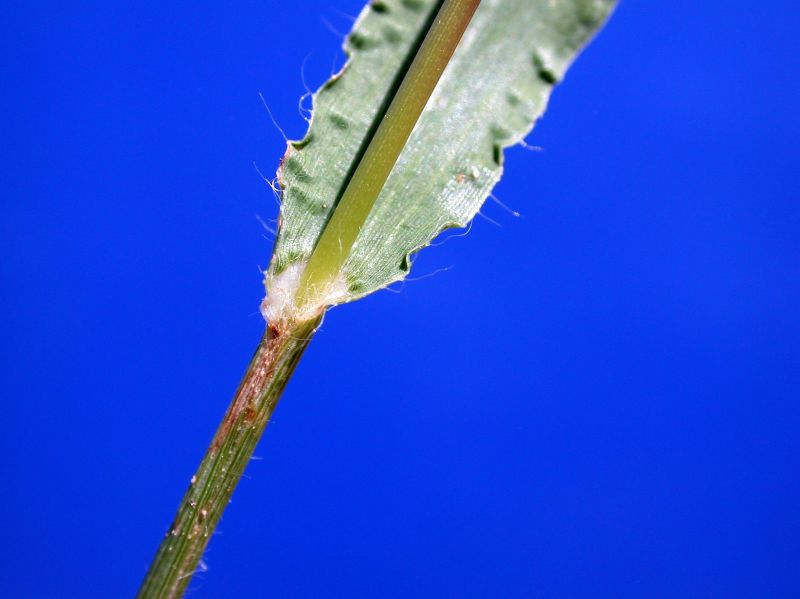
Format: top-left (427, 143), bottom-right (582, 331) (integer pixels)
top-left (263, 0), bottom-right (616, 324)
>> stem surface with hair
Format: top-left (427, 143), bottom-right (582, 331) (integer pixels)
top-left (136, 317), bottom-right (320, 599)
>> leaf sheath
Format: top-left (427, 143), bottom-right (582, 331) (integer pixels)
top-left (136, 317), bottom-right (320, 599)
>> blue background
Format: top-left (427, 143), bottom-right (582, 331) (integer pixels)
top-left (2, 1), bottom-right (798, 597)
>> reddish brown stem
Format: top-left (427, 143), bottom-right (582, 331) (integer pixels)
top-left (136, 316), bottom-right (321, 599)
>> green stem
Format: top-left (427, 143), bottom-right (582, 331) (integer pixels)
top-left (137, 317), bottom-right (321, 599)
top-left (294, 0), bottom-right (481, 310)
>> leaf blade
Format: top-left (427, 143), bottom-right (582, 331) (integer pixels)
top-left (295, 0), bottom-right (481, 310)
top-left (264, 0), bottom-right (616, 323)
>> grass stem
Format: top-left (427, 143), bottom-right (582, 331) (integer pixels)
top-left (137, 317), bottom-right (320, 598)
